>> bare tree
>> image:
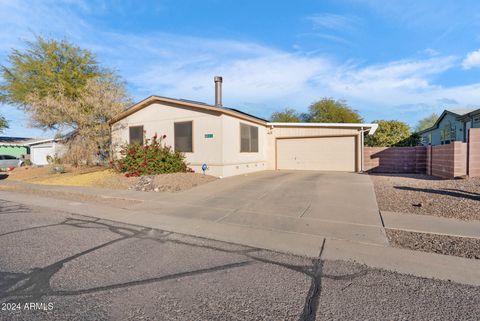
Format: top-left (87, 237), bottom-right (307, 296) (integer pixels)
top-left (26, 75), bottom-right (130, 165)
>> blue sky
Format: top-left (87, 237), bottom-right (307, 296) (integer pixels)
top-left (1, 0), bottom-right (480, 137)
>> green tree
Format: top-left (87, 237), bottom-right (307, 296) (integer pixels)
top-left (308, 98), bottom-right (363, 123)
top-left (415, 113), bottom-right (439, 132)
top-left (365, 120), bottom-right (413, 147)
top-left (270, 108), bottom-right (301, 122)
top-left (0, 116), bottom-right (7, 133)
top-left (0, 36), bottom-right (130, 165)
top-left (0, 36), bottom-right (105, 112)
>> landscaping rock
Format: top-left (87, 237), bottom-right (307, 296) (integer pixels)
top-left (370, 174), bottom-right (480, 220)
top-left (386, 229), bottom-right (480, 259)
top-left (131, 173), bottom-right (217, 192)
top-left (133, 175), bottom-right (155, 191)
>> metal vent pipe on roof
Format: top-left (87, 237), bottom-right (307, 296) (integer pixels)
top-left (214, 76), bottom-right (222, 107)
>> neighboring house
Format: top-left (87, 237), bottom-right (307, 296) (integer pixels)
top-left (418, 108), bottom-right (480, 145)
top-left (0, 137), bottom-right (34, 158)
top-left (0, 136), bottom-right (65, 165)
top-left (30, 138), bottom-right (66, 165)
top-left (110, 77), bottom-right (378, 177)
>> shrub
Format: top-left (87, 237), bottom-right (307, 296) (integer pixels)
top-left (48, 164), bottom-right (66, 174)
top-left (46, 154), bottom-right (63, 165)
top-left (111, 134), bottom-right (188, 176)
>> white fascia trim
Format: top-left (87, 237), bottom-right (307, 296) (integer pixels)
top-left (28, 138), bottom-right (57, 146)
top-left (267, 122), bottom-right (378, 135)
top-left (0, 143), bottom-right (29, 147)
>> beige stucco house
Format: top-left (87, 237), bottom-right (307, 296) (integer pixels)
top-left (110, 77), bottom-right (377, 177)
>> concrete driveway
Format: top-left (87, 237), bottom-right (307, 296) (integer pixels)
top-left (141, 171), bottom-right (387, 245)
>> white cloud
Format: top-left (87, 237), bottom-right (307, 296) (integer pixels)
top-left (1, 0), bottom-right (480, 136)
top-left (423, 48), bottom-right (440, 57)
top-left (462, 49), bottom-right (480, 69)
top-left (306, 13), bottom-right (360, 31)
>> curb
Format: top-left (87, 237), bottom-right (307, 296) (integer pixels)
top-left (381, 211), bottom-right (480, 239)
top-left (2, 190), bottom-right (480, 286)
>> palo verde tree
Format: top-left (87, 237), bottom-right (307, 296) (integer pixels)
top-left (271, 98), bottom-right (363, 124)
top-left (365, 120), bottom-right (414, 147)
top-left (0, 36), bottom-right (130, 165)
top-left (308, 98), bottom-right (363, 123)
top-left (270, 108), bottom-right (302, 122)
top-left (0, 116), bottom-right (7, 133)
top-left (415, 113), bottom-right (439, 132)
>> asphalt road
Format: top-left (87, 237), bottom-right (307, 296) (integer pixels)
top-left (0, 198), bottom-right (479, 321)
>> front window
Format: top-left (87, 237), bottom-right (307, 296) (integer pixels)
top-left (240, 123), bottom-right (258, 153)
top-left (441, 121), bottom-right (455, 143)
top-left (174, 121), bottom-right (193, 152)
top-left (129, 126), bottom-right (144, 144)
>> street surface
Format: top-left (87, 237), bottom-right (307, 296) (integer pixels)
top-left (0, 198), bottom-right (479, 321)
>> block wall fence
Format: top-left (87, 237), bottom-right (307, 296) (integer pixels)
top-left (468, 128), bottom-right (480, 177)
top-left (364, 128), bottom-right (480, 179)
top-left (363, 147), bottom-right (426, 174)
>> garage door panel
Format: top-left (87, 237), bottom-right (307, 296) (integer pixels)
top-left (276, 136), bottom-right (355, 171)
top-left (32, 146), bottom-right (54, 165)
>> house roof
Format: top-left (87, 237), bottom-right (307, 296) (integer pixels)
top-left (0, 136), bottom-right (48, 147)
top-left (417, 107), bottom-right (480, 135)
top-left (109, 95), bottom-right (268, 126)
top-left (446, 107), bottom-right (479, 116)
top-left (109, 95), bottom-right (378, 134)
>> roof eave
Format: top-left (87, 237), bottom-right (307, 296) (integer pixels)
top-left (267, 122), bottom-right (379, 135)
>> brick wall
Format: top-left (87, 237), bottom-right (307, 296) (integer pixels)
top-left (426, 142), bottom-right (468, 179)
top-left (364, 146), bottom-right (426, 173)
top-left (468, 128), bottom-right (480, 177)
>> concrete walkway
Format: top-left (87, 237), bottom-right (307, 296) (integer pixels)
top-left (382, 211), bottom-right (480, 239)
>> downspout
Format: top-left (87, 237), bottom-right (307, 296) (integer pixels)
top-left (360, 127), bottom-right (364, 172)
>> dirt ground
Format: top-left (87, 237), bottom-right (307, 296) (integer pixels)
top-left (5, 165), bottom-right (102, 182)
top-left (370, 174), bottom-right (480, 220)
top-left (3, 166), bottom-right (216, 192)
top-left (386, 229), bottom-right (480, 260)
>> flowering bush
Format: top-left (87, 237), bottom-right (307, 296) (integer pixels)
top-left (110, 134), bottom-right (189, 176)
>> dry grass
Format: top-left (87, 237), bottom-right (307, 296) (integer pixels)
top-left (5, 165), bottom-right (216, 192)
top-left (31, 169), bottom-right (133, 189)
top-left (6, 165), bottom-right (103, 182)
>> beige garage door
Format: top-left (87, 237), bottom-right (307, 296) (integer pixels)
top-left (276, 136), bottom-right (356, 171)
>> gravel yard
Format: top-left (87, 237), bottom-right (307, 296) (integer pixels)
top-left (370, 174), bottom-right (480, 220)
top-left (131, 173), bottom-right (217, 192)
top-left (386, 229), bottom-right (480, 259)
